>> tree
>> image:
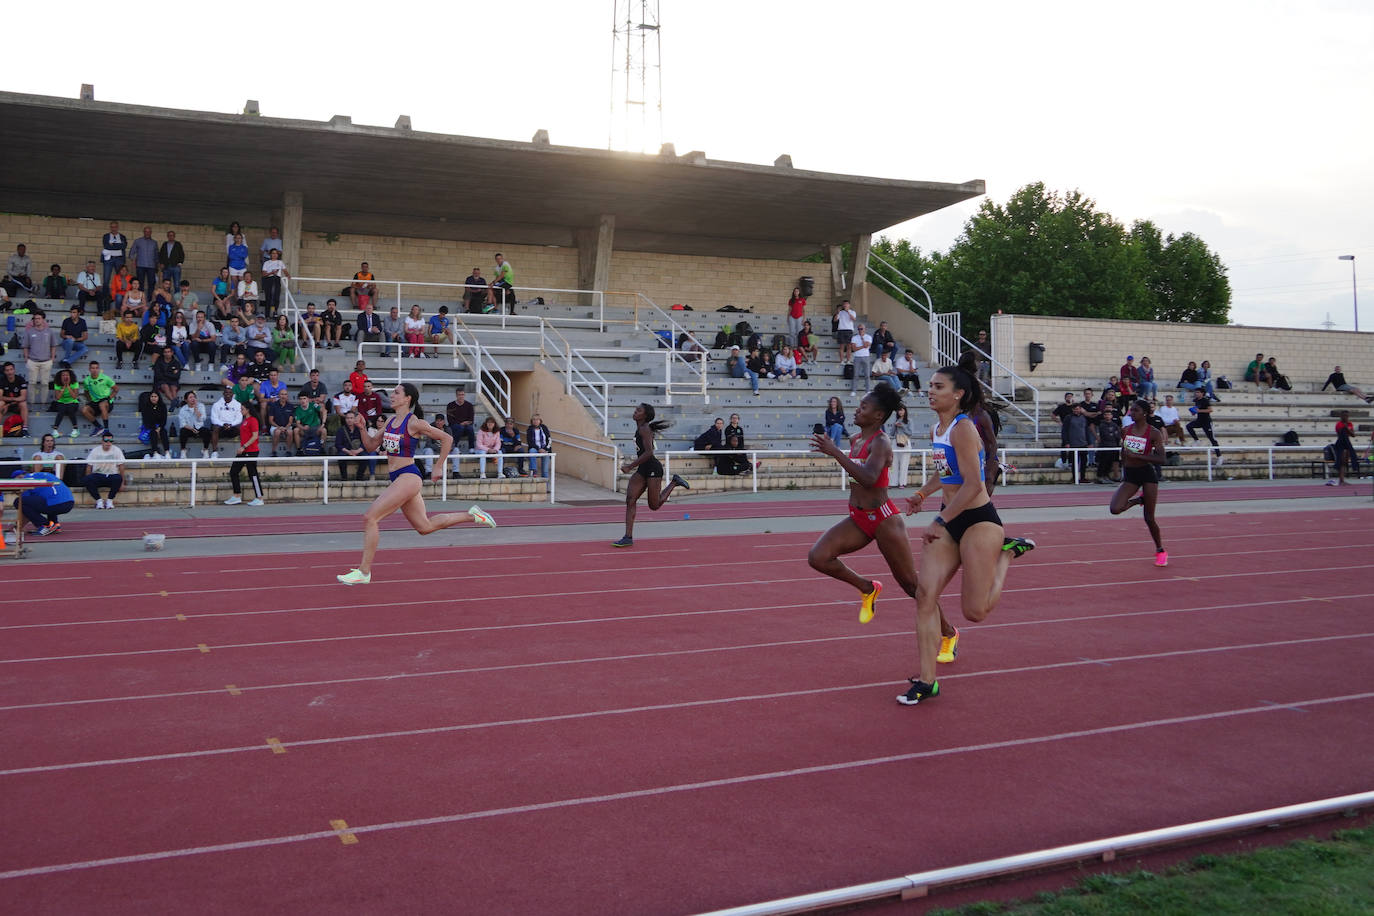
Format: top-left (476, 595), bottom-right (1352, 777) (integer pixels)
top-left (1128, 220), bottom-right (1231, 324)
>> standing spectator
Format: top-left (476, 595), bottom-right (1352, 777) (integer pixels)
top-left (1154, 394), bottom-right (1187, 446)
top-left (1095, 403), bottom-right (1123, 482)
top-left (1079, 388), bottom-right (1101, 446)
top-left (848, 323), bottom-right (873, 396)
top-left (427, 305), bottom-right (455, 356)
top-left (129, 226), bottom-right (159, 295)
top-left (209, 385), bottom-right (244, 458)
top-left (1052, 392), bottom-right (1077, 468)
top-left (871, 321), bottom-right (896, 360)
top-left (1064, 401), bottom-right (1090, 479)
top-left (474, 415), bottom-right (502, 477)
top-left (23, 313), bottom-right (61, 406)
top-left (1328, 410), bottom-right (1360, 486)
top-left (225, 410), bottom-right (264, 506)
top-left (334, 411), bottom-right (374, 482)
top-left (888, 403), bottom-right (914, 488)
top-left (0, 361), bottom-right (30, 435)
top-left (972, 330), bottom-right (992, 384)
top-left (50, 368), bottom-right (81, 439)
top-left (445, 387), bottom-right (476, 454)
top-left (177, 391), bottom-right (211, 458)
top-left (13, 470), bottom-right (74, 537)
top-left (489, 253), bottom-right (515, 311)
top-left (259, 227), bottom-right (284, 265)
top-left (76, 260), bottom-right (103, 312)
top-left (319, 299), bottom-right (344, 349)
top-left (227, 234), bottom-right (250, 279)
top-left (526, 414), bottom-right (553, 477)
top-left (114, 310), bottom-right (142, 370)
top-left (1321, 366), bottom-right (1372, 403)
top-left (3, 243), bottom-right (34, 296)
top-left (159, 230), bottom-right (185, 291)
top-left (823, 396), bottom-right (846, 447)
top-left (786, 287), bottom-right (806, 345)
top-left (463, 266), bottom-right (487, 313)
top-left (404, 304), bottom-right (427, 358)
top-left (79, 360), bottom-right (117, 434)
top-left (42, 264), bottom-right (68, 301)
top-left (894, 348), bottom-right (921, 391)
top-left (152, 346), bottom-right (183, 405)
top-left (211, 267), bottom-right (236, 322)
top-left (870, 350), bottom-right (900, 390)
top-left (726, 345), bottom-right (759, 395)
top-left (224, 221), bottom-right (244, 259)
top-left (1136, 356), bottom-right (1158, 400)
top-left (190, 311), bottom-right (218, 370)
top-left (139, 389), bottom-right (171, 459)
top-left (796, 319), bottom-right (819, 365)
top-left (350, 261), bottom-right (378, 309)
top-left (1245, 353), bottom-right (1271, 388)
top-left (261, 249), bottom-right (288, 318)
top-left (834, 300), bottom-right (857, 365)
top-left (499, 416), bottom-right (526, 475)
top-left (100, 222), bottom-right (127, 296)
top-left (1185, 387), bottom-right (1222, 461)
top-left (291, 393), bottom-right (323, 454)
top-left (83, 431), bottom-right (125, 508)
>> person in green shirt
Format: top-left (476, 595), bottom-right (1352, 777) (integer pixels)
top-left (290, 394), bottom-right (323, 454)
top-left (52, 367), bottom-right (83, 438)
top-left (78, 360), bottom-right (119, 434)
top-left (233, 373), bottom-right (260, 419)
top-left (1244, 352), bottom-right (1272, 388)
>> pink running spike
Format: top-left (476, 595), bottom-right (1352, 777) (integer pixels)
top-left (1154, 551), bottom-right (1169, 567)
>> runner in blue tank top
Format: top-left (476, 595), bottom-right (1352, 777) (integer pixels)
top-left (337, 382), bottom-right (496, 585)
top-left (898, 364), bottom-right (1034, 706)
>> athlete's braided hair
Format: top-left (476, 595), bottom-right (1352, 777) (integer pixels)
top-left (868, 381), bottom-right (903, 423)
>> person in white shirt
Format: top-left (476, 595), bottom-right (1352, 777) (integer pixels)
top-left (260, 249), bottom-right (288, 318)
top-left (83, 432), bottom-right (126, 508)
top-left (236, 271), bottom-right (261, 316)
top-left (76, 260), bottom-right (103, 312)
top-left (209, 386), bottom-right (245, 458)
top-left (1154, 394), bottom-right (1187, 446)
top-left (773, 345), bottom-right (801, 380)
top-left (849, 323), bottom-right (873, 396)
top-left (894, 349), bottom-right (921, 391)
top-left (834, 300), bottom-right (857, 365)
top-left (259, 227), bottom-right (284, 265)
top-left (870, 352), bottom-right (901, 391)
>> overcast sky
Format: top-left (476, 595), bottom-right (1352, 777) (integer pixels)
top-left (11, 0), bottom-right (1371, 330)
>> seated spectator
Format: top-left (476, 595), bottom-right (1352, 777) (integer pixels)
top-left (824, 396), bottom-right (846, 447)
top-left (42, 264), bottom-right (68, 301)
top-left (291, 393), bottom-right (323, 454)
top-left (796, 319), bottom-right (819, 364)
top-left (330, 387), bottom-right (359, 437)
top-left (894, 349), bottom-right (921, 391)
top-left (1244, 352), bottom-right (1273, 388)
top-left (233, 373), bottom-right (262, 424)
top-left (237, 272), bottom-right (261, 320)
top-left (1, 361), bottom-right (30, 435)
top-left (333, 410), bottom-right (375, 481)
top-left (139, 389), bottom-right (171, 459)
top-left (487, 253), bottom-right (515, 312)
top-left (271, 314), bottom-right (297, 370)
top-left (1095, 403), bottom-right (1122, 482)
top-left (427, 305), bottom-right (455, 356)
top-left (715, 434), bottom-right (751, 476)
top-left (300, 301), bottom-right (324, 347)
top-left (3, 243), bottom-right (34, 296)
top-left (298, 367), bottom-right (329, 411)
top-left (870, 352), bottom-right (900, 390)
top-left (693, 418), bottom-right (725, 452)
top-left (209, 385), bottom-right (244, 458)
top-left (1180, 359), bottom-right (1221, 400)
top-left (474, 415), bottom-right (502, 477)
top-left (223, 351), bottom-right (252, 386)
top-left (174, 279), bottom-right (199, 321)
top-left (463, 267), bottom-right (488, 314)
top-left (381, 305), bottom-right (405, 346)
top-left (177, 391), bottom-right (212, 458)
top-left (244, 314), bottom-right (272, 356)
top-left (211, 268), bottom-right (237, 323)
top-left (107, 265), bottom-right (133, 316)
top-left (726, 345), bottom-right (759, 396)
top-left (58, 305), bottom-right (90, 368)
top-left (1119, 355), bottom-right (1139, 391)
top-left (123, 277), bottom-right (147, 319)
top-left (75, 261), bottom-right (103, 313)
top-left (152, 346), bottom-right (183, 404)
top-left (78, 360), bottom-right (117, 435)
top-left (247, 349), bottom-right (274, 381)
top-left (1136, 356), bottom-right (1158, 399)
top-left (350, 262), bottom-right (380, 309)
top-left (348, 360), bottom-right (369, 396)
top-left (404, 305), bottom-right (427, 358)
top-left (267, 390), bottom-right (295, 457)
top-left (1265, 357), bottom-right (1291, 391)
top-left (319, 299), bottom-right (344, 349)
top-left (114, 310), bottom-right (143, 370)
top-left (50, 368), bottom-right (81, 438)
top-left (357, 379), bottom-right (384, 425)
top-left (258, 368), bottom-right (288, 428)
top-left (13, 469), bottom-right (74, 537)
top-left (499, 416), bottom-right (526, 476)
top-left (190, 311), bottom-right (219, 370)
top-left (774, 345), bottom-right (805, 381)
top-left (1322, 366), bottom-right (1372, 403)
top-left (724, 414), bottom-right (745, 448)
top-left (413, 413), bottom-right (448, 477)
top-left (356, 301), bottom-right (384, 343)
top-left (747, 346), bottom-right (773, 382)
top-left (31, 433), bottom-right (66, 475)
top-left (871, 321), bottom-right (896, 360)
top-left (151, 278), bottom-right (176, 313)
top-left (446, 387), bottom-right (476, 455)
top-left (526, 414), bottom-right (553, 478)
top-left (679, 333), bottom-right (709, 364)
top-left (83, 431), bottom-right (125, 508)
top-left (167, 312), bottom-right (191, 367)
top-left (1154, 394), bottom-right (1187, 446)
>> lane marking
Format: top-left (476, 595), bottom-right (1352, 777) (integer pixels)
top-left (329, 819), bottom-right (358, 845)
top-left (2, 691), bottom-right (1370, 881)
top-left (265, 738), bottom-right (286, 755)
top-left (3, 632), bottom-right (1370, 777)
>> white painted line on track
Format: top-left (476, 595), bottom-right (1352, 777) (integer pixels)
top-left (3, 690), bottom-right (1371, 880)
top-left (3, 631), bottom-right (1370, 774)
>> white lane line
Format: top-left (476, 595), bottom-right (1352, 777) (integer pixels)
top-left (3, 690), bottom-right (1371, 880)
top-left (3, 631), bottom-right (1370, 775)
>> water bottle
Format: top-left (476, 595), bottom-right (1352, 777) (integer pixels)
top-left (5, 314), bottom-right (13, 332)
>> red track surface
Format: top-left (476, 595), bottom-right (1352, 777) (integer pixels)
top-left (3, 507), bottom-right (1372, 914)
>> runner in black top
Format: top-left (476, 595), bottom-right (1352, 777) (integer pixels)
top-left (612, 403), bottom-right (689, 547)
top-left (1110, 400), bottom-right (1168, 567)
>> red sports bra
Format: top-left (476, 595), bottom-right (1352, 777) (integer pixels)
top-left (849, 430), bottom-right (891, 488)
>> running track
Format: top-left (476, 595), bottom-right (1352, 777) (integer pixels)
top-left (2, 508), bottom-right (1372, 913)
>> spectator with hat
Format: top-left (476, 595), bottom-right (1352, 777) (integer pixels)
top-left (726, 344), bottom-right (760, 395)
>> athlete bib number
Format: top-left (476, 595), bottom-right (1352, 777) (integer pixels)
top-left (933, 452), bottom-right (953, 479)
top-left (381, 431), bottom-right (402, 455)
top-left (1123, 435), bottom-right (1148, 455)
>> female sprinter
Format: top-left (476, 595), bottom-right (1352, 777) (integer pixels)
top-left (807, 383), bottom-right (930, 626)
top-left (337, 382), bottom-right (496, 585)
top-left (612, 403), bottom-right (690, 547)
top-left (901, 366), bottom-right (1035, 706)
top-left (1109, 399), bottom-right (1168, 566)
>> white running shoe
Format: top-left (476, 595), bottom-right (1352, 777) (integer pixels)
top-left (469, 505), bottom-right (497, 528)
top-left (247, 498), bottom-right (264, 506)
top-left (224, 495), bottom-right (242, 505)
top-left (337, 568), bottom-right (371, 585)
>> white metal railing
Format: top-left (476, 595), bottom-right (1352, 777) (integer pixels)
top-left (278, 283), bottom-right (317, 371)
top-left (290, 277), bottom-right (607, 331)
top-left (998, 444), bottom-right (1341, 484)
top-left (355, 339), bottom-right (512, 423)
top-left (606, 290), bottom-right (710, 402)
top-left (866, 250), bottom-right (1041, 441)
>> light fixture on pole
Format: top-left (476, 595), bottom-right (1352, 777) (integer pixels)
top-left (1338, 255), bottom-right (1358, 332)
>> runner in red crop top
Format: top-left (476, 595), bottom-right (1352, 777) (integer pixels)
top-left (807, 383), bottom-right (931, 627)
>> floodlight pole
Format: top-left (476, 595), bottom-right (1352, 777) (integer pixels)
top-left (1338, 255), bottom-right (1357, 332)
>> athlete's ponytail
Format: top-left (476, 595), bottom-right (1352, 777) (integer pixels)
top-left (399, 382), bottom-right (424, 420)
top-left (935, 365), bottom-right (983, 414)
top-left (639, 402), bottom-right (672, 432)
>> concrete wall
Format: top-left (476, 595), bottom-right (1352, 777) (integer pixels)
top-left (509, 364), bottom-right (618, 490)
top-left (852, 281), bottom-right (931, 363)
top-left (991, 314), bottom-right (1374, 389)
top-left (607, 250), bottom-right (831, 314)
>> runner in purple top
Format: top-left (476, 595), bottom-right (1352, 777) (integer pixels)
top-left (337, 383), bottom-right (496, 585)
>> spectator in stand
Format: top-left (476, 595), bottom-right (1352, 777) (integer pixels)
top-left (114, 310), bottom-right (142, 370)
top-left (488, 253), bottom-right (515, 312)
top-left (299, 368), bottom-right (329, 411)
top-left (166, 311), bottom-right (191, 367)
top-left (824, 395), bottom-right (847, 447)
top-left (3, 243), bottom-right (34, 297)
top-left (746, 346), bottom-right (772, 387)
top-left (22, 312), bottom-right (60, 406)
top-left (679, 334), bottom-right (709, 364)
top-left (445, 387), bottom-right (476, 455)
top-left (150, 278), bottom-right (177, 315)
top-left (236, 271), bottom-right (260, 318)
top-left (100, 222), bottom-right (127, 298)
top-left (894, 348), bottom-right (921, 391)
top-left (348, 360), bottom-right (369, 396)
top-left (246, 349), bottom-right (274, 382)
top-left (774, 344), bottom-right (804, 381)
top-left (291, 393), bottom-right (323, 455)
top-left (122, 277), bottom-right (146, 319)
top-left (139, 389), bottom-right (171, 459)
top-left (849, 323), bottom-right (873, 396)
top-left (1321, 366), bottom-right (1371, 403)
top-left (1154, 394), bottom-right (1187, 446)
top-left (427, 305), bottom-right (455, 356)
top-left (319, 299), bottom-right (344, 348)
top-left (224, 221), bottom-right (244, 260)
top-left (79, 360), bottom-right (117, 435)
top-left (463, 267), bottom-right (487, 313)
top-left (1264, 357), bottom-right (1292, 391)
top-left (1185, 388), bottom-right (1222, 461)
top-left (211, 267), bottom-right (236, 322)
top-left (260, 249), bottom-right (288, 317)
top-left (1064, 400), bottom-right (1090, 479)
top-left (152, 346), bottom-right (183, 405)
top-left (871, 321), bottom-right (896, 361)
top-left (1095, 403), bottom-right (1123, 482)
top-left (234, 373), bottom-right (262, 427)
top-left (227, 233), bottom-right (250, 279)
top-left (356, 301), bottom-right (384, 343)
top-left (870, 350), bottom-right (900, 391)
top-left (43, 264), bottom-right (68, 301)
top-left (271, 314), bottom-right (297, 370)
top-left (177, 391), bottom-right (211, 458)
top-left (334, 411), bottom-right (373, 481)
top-left (693, 418), bottom-right (725, 452)
top-left (1079, 388), bottom-right (1101, 447)
top-left (474, 415), bottom-right (502, 477)
top-left (526, 414), bottom-right (553, 477)
top-left (218, 316), bottom-right (248, 368)
top-left (357, 379), bottom-right (384, 425)
top-left (797, 319), bottom-right (819, 365)
top-left (223, 352), bottom-right (251, 387)
top-left (258, 367), bottom-right (288, 428)
top-left (224, 408), bottom-right (264, 507)
top-left (499, 416), bottom-right (526, 476)
top-left (1052, 391), bottom-right (1077, 468)
top-left (244, 314), bottom-right (272, 358)
top-left (1244, 353), bottom-right (1271, 388)
top-left (31, 433), bottom-right (66, 474)
top-left (1197, 360), bottom-right (1221, 401)
top-left (190, 311), bottom-right (218, 369)
top-left (259, 227), bottom-right (284, 266)
top-left (715, 434), bottom-right (751, 476)
top-left (330, 386), bottom-right (359, 437)
top-left (84, 431), bottom-right (126, 509)
top-left (51, 368), bottom-right (81, 439)
top-left (13, 469), bottom-right (75, 537)
top-left (888, 403), bottom-right (914, 488)
top-left (726, 345), bottom-right (760, 396)
top-left (159, 230), bottom-right (185, 291)
top-left (300, 301), bottom-right (323, 349)
top-left (834, 300), bottom-right (857, 366)
top-left (107, 265), bottom-right (132, 316)
top-left (1328, 410), bottom-right (1360, 486)
top-left (1, 361), bottom-right (29, 435)
top-left (973, 330), bottom-right (993, 385)
top-left (786, 287), bottom-right (806, 345)
top-left (1119, 355), bottom-right (1139, 392)
top-left (76, 260), bottom-right (103, 312)
top-left (1136, 356), bottom-right (1158, 400)
top-left (129, 226), bottom-right (159, 295)
top-left (380, 305), bottom-right (404, 347)
top-left (350, 261), bottom-right (378, 309)
top-left (209, 385), bottom-right (244, 459)
top-left (725, 414), bottom-right (745, 447)
top-left (404, 305), bottom-right (427, 358)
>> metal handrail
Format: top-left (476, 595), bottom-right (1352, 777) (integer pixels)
top-left (605, 289), bottom-right (710, 402)
top-left (278, 284), bottom-right (316, 371)
top-left (291, 277), bottom-right (607, 331)
top-left (354, 339), bottom-right (511, 421)
top-left (866, 250), bottom-right (1041, 440)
